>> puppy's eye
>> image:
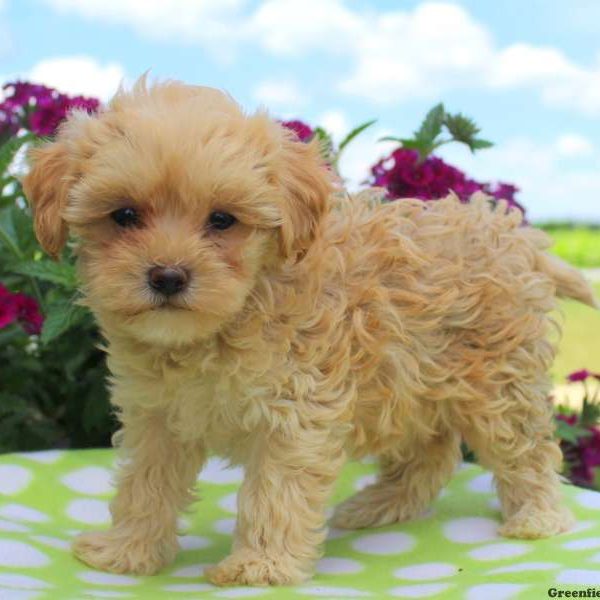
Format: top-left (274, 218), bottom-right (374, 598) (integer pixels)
top-left (208, 211), bottom-right (237, 231)
top-left (111, 207), bottom-right (140, 228)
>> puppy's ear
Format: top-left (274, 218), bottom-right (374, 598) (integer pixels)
top-left (22, 141), bottom-right (73, 259)
top-left (278, 134), bottom-right (333, 259)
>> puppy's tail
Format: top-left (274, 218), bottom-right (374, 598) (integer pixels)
top-left (537, 252), bottom-right (598, 309)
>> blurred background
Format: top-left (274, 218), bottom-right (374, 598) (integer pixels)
top-left (0, 0), bottom-right (599, 486)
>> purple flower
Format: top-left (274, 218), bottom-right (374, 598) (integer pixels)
top-left (567, 369), bottom-right (591, 383)
top-left (0, 284), bottom-right (18, 330)
top-left (1, 81), bottom-right (99, 137)
top-left (281, 120), bottom-right (314, 142)
top-left (0, 284), bottom-right (43, 335)
top-left (369, 147), bottom-right (525, 217)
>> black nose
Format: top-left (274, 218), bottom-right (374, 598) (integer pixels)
top-left (148, 266), bottom-right (189, 297)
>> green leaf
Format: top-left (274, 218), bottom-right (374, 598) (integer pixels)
top-left (470, 139), bottom-right (494, 151)
top-left (555, 419), bottom-right (592, 444)
top-left (0, 133), bottom-right (36, 177)
top-left (313, 127), bottom-right (335, 162)
top-left (444, 113), bottom-right (480, 144)
top-left (41, 301), bottom-right (88, 344)
top-left (338, 119), bottom-right (377, 154)
top-left (12, 260), bottom-right (78, 288)
top-left (415, 103), bottom-right (445, 145)
top-left (378, 136), bottom-right (403, 143)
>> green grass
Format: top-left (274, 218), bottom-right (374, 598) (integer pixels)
top-left (553, 282), bottom-right (600, 382)
top-left (539, 224), bottom-right (600, 268)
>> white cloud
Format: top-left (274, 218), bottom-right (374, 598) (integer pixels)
top-left (337, 127), bottom-right (396, 191)
top-left (39, 0), bottom-right (600, 115)
top-left (488, 43), bottom-right (600, 115)
top-left (440, 136), bottom-right (600, 222)
top-left (253, 80), bottom-right (308, 109)
top-left (27, 56), bottom-right (125, 101)
top-left (318, 110), bottom-right (349, 141)
top-left (554, 134), bottom-right (594, 158)
top-left (40, 0), bottom-right (246, 60)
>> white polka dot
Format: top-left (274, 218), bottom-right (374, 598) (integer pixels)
top-left (30, 535), bottom-right (70, 551)
top-left (557, 570), bottom-right (600, 585)
top-left (0, 591), bottom-right (41, 600)
top-left (18, 450), bottom-right (64, 464)
top-left (352, 532), bottom-right (415, 555)
top-left (466, 584), bottom-right (526, 600)
top-left (468, 473), bottom-right (494, 494)
top-left (0, 518), bottom-right (30, 532)
top-left (78, 572), bottom-right (140, 586)
top-left (213, 518), bottom-right (236, 535)
top-left (81, 592), bottom-right (133, 598)
top-left (178, 535), bottom-right (212, 551)
top-left (0, 574), bottom-right (51, 589)
top-left (563, 537), bottom-right (600, 550)
top-left (300, 585), bottom-right (370, 597)
top-left (469, 543), bottom-right (531, 561)
top-left (488, 498), bottom-right (501, 511)
top-left (389, 583), bottom-right (452, 597)
top-left (198, 457), bottom-right (244, 484)
top-left (394, 563), bottom-right (458, 580)
top-left (163, 583), bottom-right (216, 592)
top-left (571, 520), bottom-right (595, 533)
top-left (354, 474), bottom-right (377, 490)
top-left (170, 563), bottom-right (210, 577)
top-left (215, 589), bottom-right (269, 597)
top-left (61, 467), bottom-right (113, 495)
top-left (0, 540), bottom-right (50, 567)
top-left (316, 557), bottom-right (363, 574)
top-left (177, 516), bottom-right (191, 531)
top-left (0, 465), bottom-right (32, 494)
top-left (577, 490), bottom-right (600, 510)
top-left (443, 518), bottom-right (499, 543)
top-left (488, 562), bottom-right (559, 574)
top-left (218, 493), bottom-right (238, 514)
top-left (326, 527), bottom-right (351, 540)
top-left (0, 504), bottom-right (49, 523)
top-left (66, 499), bottom-right (110, 524)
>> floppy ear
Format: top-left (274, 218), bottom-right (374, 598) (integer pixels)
top-left (22, 141), bottom-right (73, 259)
top-left (278, 134), bottom-right (334, 259)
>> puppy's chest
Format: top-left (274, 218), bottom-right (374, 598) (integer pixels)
top-left (162, 369), bottom-right (276, 452)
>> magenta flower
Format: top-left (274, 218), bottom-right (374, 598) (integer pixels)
top-left (280, 120), bottom-right (314, 142)
top-left (370, 148), bottom-right (525, 215)
top-left (0, 284), bottom-right (43, 335)
top-left (1, 81), bottom-right (99, 138)
top-left (567, 369), bottom-right (591, 383)
top-left (0, 284), bottom-right (18, 329)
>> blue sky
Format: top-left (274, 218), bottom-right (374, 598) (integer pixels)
top-left (2, 0), bottom-right (600, 222)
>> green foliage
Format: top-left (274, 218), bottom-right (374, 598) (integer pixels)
top-left (539, 224), bottom-right (600, 268)
top-left (0, 135), bottom-right (115, 452)
top-left (380, 103), bottom-right (493, 161)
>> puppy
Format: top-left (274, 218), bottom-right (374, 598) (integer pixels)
top-left (23, 78), bottom-right (597, 586)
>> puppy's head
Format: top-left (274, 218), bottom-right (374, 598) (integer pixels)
top-left (23, 78), bottom-right (333, 346)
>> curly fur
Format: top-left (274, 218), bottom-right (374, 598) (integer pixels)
top-left (23, 78), bottom-right (597, 586)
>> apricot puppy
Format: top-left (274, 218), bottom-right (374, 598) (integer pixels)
top-left (24, 78), bottom-right (597, 586)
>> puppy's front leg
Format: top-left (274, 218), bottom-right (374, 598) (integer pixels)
top-left (206, 425), bottom-right (345, 586)
top-left (73, 408), bottom-right (205, 575)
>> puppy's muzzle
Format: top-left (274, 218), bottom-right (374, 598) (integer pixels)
top-left (148, 266), bottom-right (189, 297)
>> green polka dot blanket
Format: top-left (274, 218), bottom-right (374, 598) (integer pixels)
top-left (1, 449), bottom-right (599, 599)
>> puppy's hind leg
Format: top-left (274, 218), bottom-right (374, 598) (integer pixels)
top-left (331, 431), bottom-right (461, 530)
top-left (461, 380), bottom-right (574, 539)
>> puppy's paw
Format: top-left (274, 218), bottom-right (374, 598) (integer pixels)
top-left (331, 485), bottom-right (421, 530)
top-left (73, 529), bottom-right (177, 575)
top-left (498, 505), bottom-right (575, 539)
top-left (205, 548), bottom-right (307, 587)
